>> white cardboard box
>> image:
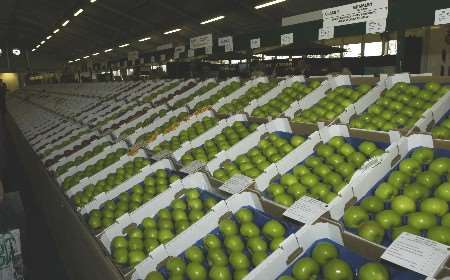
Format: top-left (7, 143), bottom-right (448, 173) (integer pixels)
top-left (187, 77), bottom-right (240, 110)
top-left (168, 78), bottom-right (216, 107)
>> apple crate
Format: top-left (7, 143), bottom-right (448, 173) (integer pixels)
top-left (83, 100), bottom-right (128, 125)
top-left (339, 73), bottom-right (450, 135)
top-left (126, 106), bottom-right (189, 146)
top-left (79, 158), bottom-right (178, 214)
top-left (98, 103), bottom-right (151, 133)
top-left (171, 114), bottom-right (251, 165)
top-left (145, 79), bottom-right (197, 104)
top-left (56, 140), bottom-right (129, 183)
top-left (419, 100), bottom-right (450, 140)
top-left (337, 134), bottom-right (450, 248)
top-left (249, 222), bottom-right (426, 280)
top-left (138, 80), bottom-right (183, 104)
top-left (242, 75), bottom-right (306, 116)
top-left (37, 127), bottom-right (89, 158)
top-left (34, 124), bottom-right (83, 153)
top-left (124, 80), bottom-right (168, 103)
top-left (111, 104), bottom-right (169, 140)
top-left (65, 148), bottom-right (150, 197)
top-left (255, 125), bottom-right (400, 219)
top-left (146, 110), bottom-right (217, 160)
top-left (186, 77), bottom-right (240, 111)
top-left (167, 78), bottom-right (216, 108)
top-left (131, 191), bottom-right (300, 280)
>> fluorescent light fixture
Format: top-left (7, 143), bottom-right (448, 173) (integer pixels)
top-left (62, 20), bottom-right (70, 27)
top-left (40, 40), bottom-right (46, 44)
top-left (164, 28), bottom-right (181, 35)
top-left (138, 37), bottom-right (151, 42)
top-left (53, 29), bottom-right (60, 34)
top-left (200, 15), bottom-right (225, 25)
top-left (74, 9), bottom-right (84, 16)
top-left (83, 55), bottom-right (90, 59)
top-left (46, 35), bottom-right (52, 40)
top-left (90, 0), bottom-right (96, 2)
top-left (118, 43), bottom-right (130, 48)
top-left (32, 49), bottom-right (36, 52)
top-left (92, 52), bottom-right (99, 56)
top-left (74, 58), bottom-right (81, 61)
top-left (68, 60), bottom-right (73, 63)
top-left (104, 48), bottom-right (113, 53)
top-left (36, 45), bottom-right (40, 48)
top-left (254, 0), bottom-right (286, 9)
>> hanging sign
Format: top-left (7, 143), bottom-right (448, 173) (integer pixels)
top-left (281, 33), bottom-right (294, 46)
top-left (366, 18), bottom-right (387, 34)
top-left (205, 46), bottom-right (213, 55)
top-left (322, 0), bottom-right (388, 27)
top-left (434, 8), bottom-right (450, 25)
top-left (318, 26), bottom-right (334, 40)
top-left (190, 34), bottom-right (213, 49)
top-left (188, 49), bottom-right (195, 58)
top-left (218, 36), bottom-right (234, 53)
top-left (250, 38), bottom-right (261, 49)
top-left (174, 45), bottom-right (185, 59)
top-left (156, 43), bottom-right (173, 51)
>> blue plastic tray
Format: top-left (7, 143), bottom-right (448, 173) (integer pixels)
top-left (278, 238), bottom-right (424, 279)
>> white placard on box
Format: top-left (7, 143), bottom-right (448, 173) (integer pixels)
top-left (318, 26), bottom-right (334, 40)
top-left (180, 161), bottom-right (206, 175)
top-left (366, 18), bottom-right (387, 34)
top-left (434, 8), bottom-right (450, 25)
top-left (224, 43), bottom-right (233, 53)
top-left (219, 174), bottom-right (253, 194)
top-left (188, 49), bottom-right (195, 58)
top-left (280, 33), bottom-right (294, 46)
top-left (322, 0), bottom-right (389, 27)
top-left (250, 38), bottom-right (261, 49)
top-left (218, 36), bottom-right (233, 46)
top-left (190, 34), bottom-right (213, 49)
top-left (283, 196), bottom-right (328, 224)
top-left (205, 46), bottom-right (213, 55)
top-left (381, 232), bottom-right (449, 277)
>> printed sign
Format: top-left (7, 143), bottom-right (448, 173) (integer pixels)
top-left (322, 0), bottom-right (388, 27)
top-left (250, 38), bottom-right (261, 49)
top-left (318, 26), bottom-right (334, 40)
top-left (190, 34), bottom-right (213, 49)
top-left (219, 174), bottom-right (253, 194)
top-left (435, 8), bottom-right (450, 25)
top-left (283, 196), bottom-right (328, 224)
top-left (366, 18), bottom-right (387, 34)
top-left (281, 33), bottom-right (294, 46)
top-left (188, 49), bottom-right (195, 58)
top-left (205, 46), bottom-right (213, 55)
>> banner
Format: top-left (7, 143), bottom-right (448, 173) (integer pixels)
top-left (322, 0), bottom-right (388, 27)
top-left (190, 34), bottom-right (213, 49)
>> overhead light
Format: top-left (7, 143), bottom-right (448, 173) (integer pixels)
top-left (74, 58), bottom-right (81, 61)
top-left (40, 40), bottom-right (46, 44)
top-left (118, 43), bottom-right (130, 48)
top-left (46, 35), bottom-right (52, 40)
top-left (92, 52), bottom-right (99, 56)
top-left (90, 0), bottom-right (96, 2)
top-left (12, 49), bottom-right (21, 56)
top-left (138, 37), bottom-right (151, 42)
top-left (62, 20), bottom-right (70, 27)
top-left (53, 29), bottom-right (60, 34)
top-left (200, 15), bottom-right (225, 25)
top-left (104, 48), bottom-right (113, 53)
top-left (164, 28), bottom-right (181, 35)
top-left (254, 0), bottom-right (286, 9)
top-left (83, 55), bottom-right (90, 59)
top-left (32, 48), bottom-right (36, 52)
top-left (74, 9), bottom-right (84, 16)
top-left (68, 60), bottom-right (73, 63)
top-left (36, 45), bottom-right (40, 48)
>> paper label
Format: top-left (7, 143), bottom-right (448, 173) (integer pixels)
top-left (205, 46), bottom-right (213, 55)
top-left (180, 160), bottom-right (206, 174)
top-left (152, 149), bottom-right (172, 161)
top-left (250, 38), bottom-right (261, 49)
top-left (360, 155), bottom-right (384, 172)
top-left (190, 34), bottom-right (213, 49)
top-left (281, 33), bottom-right (294, 46)
top-left (435, 8), bottom-right (450, 25)
top-left (218, 36), bottom-right (233, 46)
top-left (283, 196), bottom-right (328, 224)
top-left (381, 232), bottom-right (449, 277)
top-left (219, 174), bottom-right (254, 194)
top-left (322, 0), bottom-right (388, 27)
top-left (318, 26), bottom-right (334, 40)
top-left (366, 18), bottom-right (387, 34)
top-left (224, 43), bottom-right (233, 53)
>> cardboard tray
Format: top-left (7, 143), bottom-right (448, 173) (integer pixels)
top-left (186, 77), bottom-right (240, 110)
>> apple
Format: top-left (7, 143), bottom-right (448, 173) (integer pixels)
top-left (209, 266), bottom-right (232, 280)
top-left (145, 271), bottom-right (165, 280)
top-left (411, 147), bottom-right (434, 164)
top-left (358, 221), bottom-right (385, 244)
top-left (358, 141), bottom-right (377, 156)
top-left (262, 220), bottom-right (286, 239)
top-left (113, 248), bottom-right (128, 264)
top-left (128, 250), bottom-right (146, 267)
top-left (387, 171), bottom-right (410, 188)
top-left (224, 235), bottom-right (244, 252)
top-left (416, 171), bottom-right (441, 189)
top-left (429, 157), bottom-right (450, 175)
top-left (403, 183), bottom-right (430, 201)
top-left (240, 222), bottom-right (260, 238)
top-left (270, 237), bottom-right (284, 251)
top-left (343, 206), bottom-right (369, 229)
top-left (374, 183), bottom-right (398, 201)
top-left (360, 196), bottom-right (384, 213)
top-left (399, 158), bottom-right (421, 175)
top-left (311, 242), bottom-right (338, 265)
top-left (391, 195), bottom-right (416, 215)
top-left (229, 251), bottom-right (250, 270)
top-left (233, 269), bottom-right (249, 280)
top-left (435, 182), bottom-right (450, 202)
top-left (442, 213), bottom-right (450, 227)
top-left (392, 225), bottom-right (420, 240)
top-left (219, 219), bottom-right (238, 236)
top-left (166, 257), bottom-right (186, 276)
top-left (420, 197), bottom-right (448, 216)
top-left (235, 208), bottom-right (254, 223)
top-left (251, 251), bottom-right (268, 266)
top-left (247, 237), bottom-right (268, 253)
top-left (292, 257), bottom-right (320, 280)
top-left (204, 234), bottom-right (222, 250)
top-left (323, 259), bottom-right (353, 280)
top-left (186, 262), bottom-right (207, 280)
top-left (427, 226), bottom-right (450, 245)
top-left (185, 245), bottom-right (205, 263)
top-left (358, 262), bottom-right (389, 280)
top-left (408, 211), bottom-right (437, 230)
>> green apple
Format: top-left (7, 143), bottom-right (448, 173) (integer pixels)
top-left (224, 235), bottom-right (245, 252)
top-left (219, 219), bottom-right (238, 236)
top-left (270, 237), bottom-right (284, 251)
top-left (145, 271), bottom-right (164, 280)
top-left (204, 234), bottom-right (222, 250)
top-left (374, 183), bottom-right (398, 201)
top-left (251, 251), bottom-right (268, 266)
top-left (311, 242), bottom-right (338, 265)
top-left (323, 258), bottom-right (353, 280)
top-left (391, 195), bottom-right (416, 215)
top-left (229, 251), bottom-right (250, 270)
top-left (358, 262), bottom-right (389, 280)
top-left (112, 236), bottom-right (128, 250)
top-left (207, 248), bottom-right (229, 266)
top-left (268, 183), bottom-right (285, 197)
top-left (392, 225), bottom-right (420, 240)
top-left (429, 157), bottom-right (450, 175)
top-left (442, 213), bottom-right (450, 227)
top-left (328, 136), bottom-right (345, 149)
top-left (240, 222), bottom-right (260, 238)
top-left (247, 237), bottom-right (268, 253)
top-left (262, 220), bottom-right (286, 239)
top-left (403, 183), bottom-right (430, 201)
top-left (420, 197), bottom-right (448, 216)
top-left (233, 269), bottom-right (249, 280)
top-left (235, 208), bottom-right (254, 224)
top-left (144, 238), bottom-right (159, 253)
top-left (375, 210), bottom-right (401, 229)
top-left (411, 148), bottom-right (434, 165)
top-left (113, 248), bottom-right (128, 264)
top-left (387, 171), bottom-right (410, 188)
top-left (358, 141), bottom-right (377, 156)
top-left (292, 257), bottom-right (320, 280)
top-left (166, 257), bottom-right (186, 276)
top-left (128, 250), bottom-right (146, 266)
top-left (186, 262), bottom-right (207, 280)
top-left (343, 206), bottom-right (369, 229)
top-left (360, 196), bottom-right (384, 213)
top-left (427, 226), bottom-right (450, 245)
top-left (435, 182), bottom-right (450, 202)
top-left (209, 265), bottom-right (232, 280)
top-left (408, 211), bottom-right (437, 230)
top-left (274, 194), bottom-right (294, 207)
top-left (358, 221), bottom-right (385, 244)
top-left (158, 229), bottom-right (174, 243)
top-left (399, 158), bottom-right (421, 175)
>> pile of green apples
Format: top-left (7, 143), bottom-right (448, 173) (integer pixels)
top-left (217, 81), bottom-right (278, 115)
top-left (431, 114), bottom-right (450, 140)
top-left (135, 112), bottom-right (190, 144)
top-left (251, 81), bottom-right (321, 118)
top-left (266, 137), bottom-right (384, 207)
top-left (145, 208), bottom-right (288, 280)
top-left (86, 169), bottom-right (182, 231)
top-left (95, 105), bottom-right (134, 128)
top-left (56, 141), bottom-right (111, 176)
top-left (143, 82), bottom-right (181, 103)
top-left (173, 82), bottom-right (218, 109)
top-left (62, 148), bottom-right (128, 190)
top-left (151, 116), bottom-right (218, 154)
top-left (193, 81), bottom-right (243, 111)
top-left (212, 133), bottom-right (306, 181)
top-left (292, 84), bottom-right (372, 124)
top-left (278, 241), bottom-right (392, 280)
top-left (343, 147), bottom-right (450, 245)
top-left (119, 110), bottom-right (168, 139)
top-left (42, 129), bottom-right (91, 156)
top-left (71, 157), bottom-right (151, 208)
top-left (180, 122), bottom-right (259, 166)
top-left (350, 82), bottom-right (450, 131)
top-left (110, 188), bottom-right (219, 267)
